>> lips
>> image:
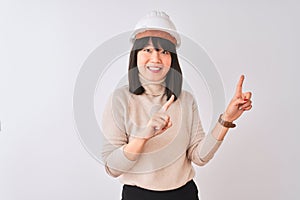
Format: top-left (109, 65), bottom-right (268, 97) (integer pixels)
top-left (146, 65), bottom-right (164, 73)
top-left (147, 66), bottom-right (162, 72)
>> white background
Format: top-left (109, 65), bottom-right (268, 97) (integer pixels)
top-left (1, 0), bottom-right (299, 200)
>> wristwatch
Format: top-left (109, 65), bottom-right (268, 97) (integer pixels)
top-left (218, 114), bottom-right (236, 128)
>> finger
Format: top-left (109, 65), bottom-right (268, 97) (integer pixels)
top-left (235, 75), bottom-right (245, 97)
top-left (242, 92), bottom-right (252, 100)
top-left (233, 98), bottom-right (248, 106)
top-left (160, 113), bottom-right (170, 122)
top-left (153, 116), bottom-right (170, 130)
top-left (166, 121), bottom-right (172, 128)
top-left (161, 95), bottom-right (175, 112)
top-left (242, 105), bottom-right (252, 111)
top-left (162, 121), bottom-right (172, 131)
top-left (153, 112), bottom-right (170, 122)
top-left (239, 100), bottom-right (252, 109)
top-left (154, 117), bottom-right (169, 125)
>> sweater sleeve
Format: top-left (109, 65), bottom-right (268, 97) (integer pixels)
top-left (187, 97), bottom-right (223, 166)
top-left (101, 92), bottom-right (137, 177)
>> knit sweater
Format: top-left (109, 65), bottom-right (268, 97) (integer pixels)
top-left (101, 75), bottom-right (223, 191)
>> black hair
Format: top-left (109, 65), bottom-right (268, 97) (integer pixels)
top-left (128, 37), bottom-right (182, 101)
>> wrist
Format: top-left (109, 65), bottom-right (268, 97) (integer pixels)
top-left (139, 126), bottom-right (155, 140)
top-left (222, 112), bottom-right (233, 122)
top-left (136, 137), bottom-right (149, 143)
top-left (218, 114), bottom-right (236, 128)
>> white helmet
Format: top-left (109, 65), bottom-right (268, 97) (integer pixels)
top-left (130, 10), bottom-right (181, 48)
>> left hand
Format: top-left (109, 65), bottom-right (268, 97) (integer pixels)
top-left (223, 75), bottom-right (253, 122)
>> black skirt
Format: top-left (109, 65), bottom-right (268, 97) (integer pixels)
top-left (121, 179), bottom-right (199, 200)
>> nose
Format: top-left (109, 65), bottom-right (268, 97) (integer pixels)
top-left (150, 50), bottom-right (161, 63)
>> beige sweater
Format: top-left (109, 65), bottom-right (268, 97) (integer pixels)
top-left (101, 76), bottom-right (223, 191)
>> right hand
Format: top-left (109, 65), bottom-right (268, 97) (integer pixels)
top-left (144, 95), bottom-right (175, 139)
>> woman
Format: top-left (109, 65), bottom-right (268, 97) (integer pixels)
top-left (101, 11), bottom-right (252, 200)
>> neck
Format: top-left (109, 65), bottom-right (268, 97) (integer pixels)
top-left (139, 74), bottom-right (166, 96)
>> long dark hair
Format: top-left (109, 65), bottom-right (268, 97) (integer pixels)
top-left (128, 37), bottom-right (182, 101)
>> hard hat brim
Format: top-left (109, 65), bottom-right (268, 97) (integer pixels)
top-left (130, 28), bottom-right (181, 48)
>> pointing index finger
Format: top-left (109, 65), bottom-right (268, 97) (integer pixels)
top-left (161, 95), bottom-right (175, 112)
top-left (235, 75), bottom-right (245, 97)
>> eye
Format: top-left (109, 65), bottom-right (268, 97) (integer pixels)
top-left (161, 50), bottom-right (170, 55)
top-left (143, 48), bottom-right (152, 53)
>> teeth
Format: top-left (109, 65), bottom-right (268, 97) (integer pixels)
top-left (148, 67), bottom-right (161, 70)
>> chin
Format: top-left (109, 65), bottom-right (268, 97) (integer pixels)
top-left (147, 75), bottom-right (165, 81)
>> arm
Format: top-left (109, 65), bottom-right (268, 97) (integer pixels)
top-left (187, 75), bottom-right (252, 165)
top-left (123, 95), bottom-right (175, 160)
top-left (187, 101), bottom-right (223, 166)
top-left (101, 95), bottom-right (137, 177)
top-left (212, 75), bottom-right (252, 141)
top-left (101, 94), bottom-right (175, 176)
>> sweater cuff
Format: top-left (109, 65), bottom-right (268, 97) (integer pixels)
top-left (106, 145), bottom-right (137, 172)
top-left (198, 133), bottom-right (223, 162)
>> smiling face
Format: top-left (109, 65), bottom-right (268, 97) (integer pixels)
top-left (137, 39), bottom-right (172, 82)
top-left (128, 35), bottom-right (182, 99)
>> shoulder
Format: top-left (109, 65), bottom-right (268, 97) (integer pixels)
top-left (178, 90), bottom-right (198, 110)
top-left (179, 90), bottom-right (196, 102)
top-left (105, 86), bottom-right (131, 116)
top-left (110, 85), bottom-right (145, 109)
top-left (112, 85), bottom-right (131, 102)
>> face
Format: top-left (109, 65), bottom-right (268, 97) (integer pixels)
top-left (137, 39), bottom-right (171, 82)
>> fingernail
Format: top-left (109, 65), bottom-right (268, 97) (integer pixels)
top-left (244, 98), bottom-right (248, 101)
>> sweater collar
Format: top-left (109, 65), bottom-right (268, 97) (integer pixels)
top-left (139, 73), bottom-right (166, 96)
